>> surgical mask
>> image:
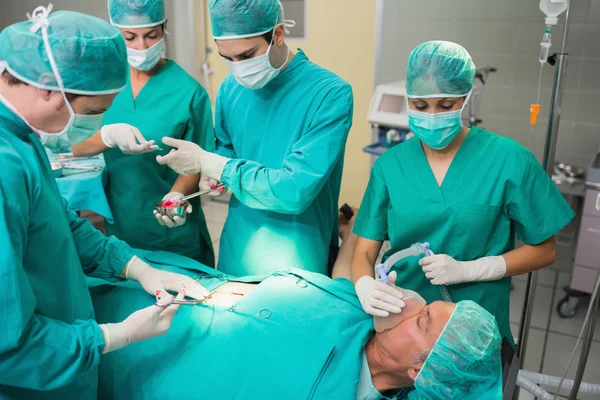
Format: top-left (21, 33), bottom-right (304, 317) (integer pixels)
top-left (37, 108), bottom-right (104, 151)
top-left (127, 38), bottom-right (164, 71)
top-left (227, 33), bottom-right (289, 90)
top-left (407, 92), bottom-right (471, 150)
top-left (0, 8), bottom-right (104, 151)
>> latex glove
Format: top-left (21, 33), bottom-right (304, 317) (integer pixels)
top-left (156, 137), bottom-right (230, 179)
top-left (199, 174), bottom-right (228, 197)
top-left (99, 291), bottom-right (184, 354)
top-left (355, 271), bottom-right (405, 317)
top-left (153, 191), bottom-right (191, 228)
top-left (122, 256), bottom-right (210, 299)
top-left (419, 252), bottom-right (507, 285)
top-left (100, 123), bottom-right (158, 155)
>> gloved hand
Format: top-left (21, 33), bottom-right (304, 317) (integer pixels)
top-left (153, 191), bottom-right (191, 228)
top-left (100, 123), bottom-right (158, 155)
top-left (419, 252), bottom-right (507, 285)
top-left (199, 174), bottom-right (227, 197)
top-left (156, 137), bottom-right (230, 179)
top-left (355, 271), bottom-right (405, 317)
top-left (122, 256), bottom-right (210, 299)
top-left (99, 291), bottom-right (184, 354)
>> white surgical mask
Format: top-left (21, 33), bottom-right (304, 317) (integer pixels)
top-left (0, 6), bottom-right (104, 151)
top-left (127, 38), bottom-right (165, 71)
top-left (227, 40), bottom-right (289, 90)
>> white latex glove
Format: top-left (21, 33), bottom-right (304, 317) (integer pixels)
top-left (100, 123), bottom-right (158, 155)
top-left (122, 256), bottom-right (210, 299)
top-left (99, 291), bottom-right (184, 354)
top-left (419, 251), bottom-right (507, 285)
top-left (355, 271), bottom-right (405, 317)
top-left (156, 137), bottom-right (230, 179)
top-left (153, 191), bottom-right (191, 228)
top-left (199, 174), bottom-right (227, 197)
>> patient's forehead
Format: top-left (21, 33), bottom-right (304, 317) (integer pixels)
top-left (426, 301), bottom-right (456, 343)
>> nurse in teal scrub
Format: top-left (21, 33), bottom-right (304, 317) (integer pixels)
top-left (72, 0), bottom-right (216, 266)
top-left (156, 0), bottom-right (354, 276)
top-left (351, 41), bottom-right (575, 343)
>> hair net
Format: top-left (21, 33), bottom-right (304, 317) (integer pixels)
top-left (209, 0), bottom-right (295, 40)
top-left (0, 7), bottom-right (127, 95)
top-left (409, 300), bottom-right (503, 400)
top-left (108, 0), bottom-right (166, 28)
top-left (406, 40), bottom-right (476, 98)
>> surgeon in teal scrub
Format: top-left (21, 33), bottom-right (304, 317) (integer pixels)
top-left (351, 41), bottom-right (574, 343)
top-left (0, 7), bottom-right (209, 399)
top-left (156, 0), bottom-right (354, 276)
top-left (72, 0), bottom-right (216, 266)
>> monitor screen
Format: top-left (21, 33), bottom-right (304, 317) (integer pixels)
top-left (378, 94), bottom-right (405, 113)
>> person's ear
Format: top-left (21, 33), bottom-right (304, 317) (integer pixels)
top-left (407, 365), bottom-right (423, 382)
top-left (163, 19), bottom-right (168, 35)
top-left (38, 88), bottom-right (66, 111)
top-left (273, 23), bottom-right (286, 46)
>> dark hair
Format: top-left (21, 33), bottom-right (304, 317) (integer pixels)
top-left (261, 29), bottom-right (274, 44)
top-left (1, 70), bottom-right (25, 86)
top-left (2, 70), bottom-right (87, 100)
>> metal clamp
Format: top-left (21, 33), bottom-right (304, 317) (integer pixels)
top-left (257, 308), bottom-right (272, 319)
top-left (296, 279), bottom-right (308, 288)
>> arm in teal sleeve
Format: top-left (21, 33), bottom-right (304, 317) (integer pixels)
top-left (64, 197), bottom-right (133, 281)
top-left (214, 85), bottom-right (237, 158)
top-left (186, 89), bottom-right (215, 151)
top-left (221, 84), bottom-right (354, 214)
top-left (353, 161), bottom-right (390, 241)
top-left (0, 160), bottom-right (104, 390)
top-left (506, 151), bottom-right (575, 244)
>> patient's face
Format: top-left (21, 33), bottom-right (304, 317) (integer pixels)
top-left (379, 301), bottom-right (455, 368)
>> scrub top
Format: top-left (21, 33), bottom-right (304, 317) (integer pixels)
top-left (0, 101), bottom-right (133, 399)
top-left (354, 128), bottom-right (574, 342)
top-left (215, 50), bottom-right (354, 276)
top-left (103, 60), bottom-right (215, 266)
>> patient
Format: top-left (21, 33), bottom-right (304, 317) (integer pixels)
top-left (90, 211), bottom-right (502, 400)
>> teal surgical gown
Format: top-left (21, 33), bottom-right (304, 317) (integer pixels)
top-left (214, 50), bottom-right (354, 276)
top-left (0, 102), bottom-right (134, 399)
top-left (354, 128), bottom-right (574, 343)
top-left (103, 60), bottom-right (215, 266)
top-left (89, 250), bottom-right (414, 400)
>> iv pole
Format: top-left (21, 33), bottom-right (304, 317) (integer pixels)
top-left (514, 1), bottom-right (572, 396)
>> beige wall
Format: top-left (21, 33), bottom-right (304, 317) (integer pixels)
top-left (203, 0), bottom-right (377, 208)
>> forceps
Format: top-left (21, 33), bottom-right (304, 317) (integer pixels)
top-left (155, 289), bottom-right (218, 307)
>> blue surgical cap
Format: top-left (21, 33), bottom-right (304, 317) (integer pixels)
top-left (109, 0), bottom-right (166, 29)
top-left (0, 7), bottom-right (127, 95)
top-left (409, 300), bottom-right (503, 400)
top-left (209, 0), bottom-right (286, 40)
top-left (406, 41), bottom-right (476, 98)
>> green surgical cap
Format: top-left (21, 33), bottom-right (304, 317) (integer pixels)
top-left (0, 8), bottom-right (127, 95)
top-left (209, 0), bottom-right (284, 40)
top-left (406, 40), bottom-right (476, 98)
top-left (409, 300), bottom-right (503, 400)
top-left (109, 0), bottom-right (166, 28)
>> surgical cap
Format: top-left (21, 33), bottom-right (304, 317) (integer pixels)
top-left (109, 0), bottom-right (166, 28)
top-left (406, 41), bottom-right (476, 98)
top-left (409, 300), bottom-right (502, 400)
top-left (209, 0), bottom-right (284, 40)
top-left (0, 8), bottom-right (127, 95)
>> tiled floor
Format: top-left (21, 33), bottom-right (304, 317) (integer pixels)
top-left (510, 240), bottom-right (600, 399)
top-left (202, 199), bottom-right (600, 398)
